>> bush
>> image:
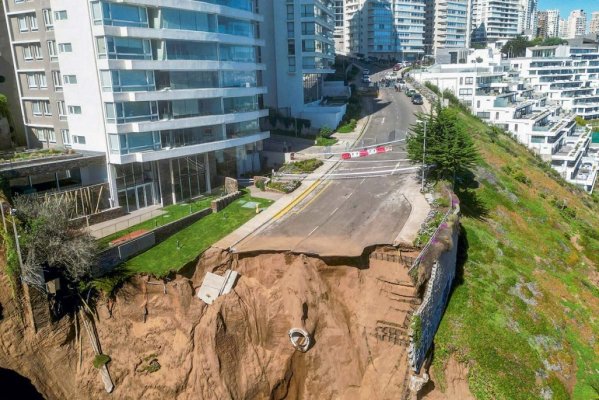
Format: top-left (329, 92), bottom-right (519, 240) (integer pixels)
top-left (319, 126), bottom-right (333, 137)
top-left (255, 179), bottom-right (265, 191)
top-left (315, 136), bottom-right (337, 146)
top-left (93, 354), bottom-right (111, 369)
top-left (267, 180), bottom-right (301, 193)
top-left (280, 158), bottom-right (323, 174)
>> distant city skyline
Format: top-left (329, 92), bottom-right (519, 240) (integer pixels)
top-left (538, 0), bottom-right (596, 17)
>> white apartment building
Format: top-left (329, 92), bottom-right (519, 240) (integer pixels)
top-left (558, 17), bottom-right (567, 38)
top-left (511, 45), bottom-right (599, 120)
top-left (517, 0), bottom-right (536, 35)
top-left (546, 9), bottom-right (560, 37)
top-left (591, 12), bottom-right (599, 35)
top-left (334, 0), bottom-right (346, 54)
top-left (470, 0), bottom-right (520, 45)
top-left (342, 0), bottom-right (426, 62)
top-left (3, 0), bottom-right (269, 212)
top-left (411, 44), bottom-right (599, 192)
top-left (566, 9), bottom-right (587, 38)
top-left (259, 0), bottom-right (345, 129)
top-left (424, 0), bottom-right (470, 58)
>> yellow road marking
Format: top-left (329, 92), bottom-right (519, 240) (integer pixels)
top-left (272, 179), bottom-right (325, 220)
top-left (290, 180), bottom-right (333, 215)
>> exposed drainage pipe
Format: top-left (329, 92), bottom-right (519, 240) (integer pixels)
top-left (288, 328), bottom-right (311, 352)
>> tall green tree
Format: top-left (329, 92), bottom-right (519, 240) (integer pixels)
top-left (407, 104), bottom-right (479, 187)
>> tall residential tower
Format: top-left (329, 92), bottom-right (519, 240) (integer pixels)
top-left (2, 0), bottom-right (269, 211)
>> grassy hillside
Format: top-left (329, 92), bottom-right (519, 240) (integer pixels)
top-left (432, 109), bottom-right (599, 399)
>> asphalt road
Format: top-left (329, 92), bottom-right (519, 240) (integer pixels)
top-left (237, 68), bottom-right (425, 257)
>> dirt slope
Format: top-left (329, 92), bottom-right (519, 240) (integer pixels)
top-left (0, 248), bottom-right (418, 399)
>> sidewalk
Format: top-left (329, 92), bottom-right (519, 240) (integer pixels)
top-left (214, 112), bottom-right (372, 251)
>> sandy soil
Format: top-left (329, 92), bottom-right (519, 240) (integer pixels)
top-left (1, 247), bottom-right (422, 400)
top-left (420, 356), bottom-right (474, 400)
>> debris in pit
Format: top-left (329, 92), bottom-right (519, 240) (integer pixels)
top-left (197, 270), bottom-right (239, 305)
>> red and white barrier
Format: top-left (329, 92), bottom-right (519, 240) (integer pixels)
top-left (341, 145), bottom-right (392, 160)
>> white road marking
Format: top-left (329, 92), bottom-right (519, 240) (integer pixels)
top-left (381, 117), bottom-right (385, 124)
top-left (308, 226), bottom-right (319, 236)
top-left (329, 206), bottom-right (339, 216)
top-left (360, 178), bottom-right (366, 184)
top-left (347, 192), bottom-right (354, 199)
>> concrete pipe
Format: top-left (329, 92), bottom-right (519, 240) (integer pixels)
top-left (288, 328), bottom-right (311, 352)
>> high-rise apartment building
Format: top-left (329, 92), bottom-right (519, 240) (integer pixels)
top-left (470, 0), bottom-right (520, 45)
top-left (546, 9), bottom-right (560, 37)
top-left (259, 0), bottom-right (342, 128)
top-left (343, 0), bottom-right (425, 61)
top-left (517, 0), bottom-right (537, 34)
top-left (424, 0), bottom-right (470, 57)
top-left (558, 17), bottom-right (567, 38)
top-left (535, 9), bottom-right (559, 38)
top-left (591, 12), bottom-right (599, 35)
top-left (2, 0), bottom-right (269, 211)
top-left (536, 10), bottom-right (548, 38)
top-left (566, 9), bottom-right (587, 38)
top-left (334, 0), bottom-right (346, 54)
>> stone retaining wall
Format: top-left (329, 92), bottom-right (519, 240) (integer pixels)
top-left (408, 195), bottom-right (461, 373)
top-left (210, 191), bottom-right (242, 213)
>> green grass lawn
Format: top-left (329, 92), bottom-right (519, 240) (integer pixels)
top-left (315, 136), bottom-right (338, 146)
top-left (121, 193), bottom-right (272, 277)
top-left (430, 109), bottom-right (599, 399)
top-left (97, 194), bottom-right (219, 249)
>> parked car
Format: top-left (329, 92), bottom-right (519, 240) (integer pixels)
top-left (393, 63), bottom-right (402, 71)
top-left (412, 94), bottom-right (424, 105)
top-left (362, 75), bottom-right (371, 83)
top-left (362, 68), bottom-right (370, 75)
top-left (405, 89), bottom-right (415, 97)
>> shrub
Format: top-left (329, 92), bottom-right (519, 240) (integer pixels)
top-left (255, 179), bottom-right (265, 191)
top-left (319, 126), bottom-right (333, 137)
top-left (93, 354), bottom-right (111, 369)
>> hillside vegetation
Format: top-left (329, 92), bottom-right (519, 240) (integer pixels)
top-left (432, 108), bottom-right (599, 399)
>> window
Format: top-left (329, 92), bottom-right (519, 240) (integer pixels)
top-left (29, 14), bottom-right (38, 31)
top-left (63, 75), bottom-right (77, 84)
top-left (288, 40), bottom-right (295, 55)
top-left (42, 101), bottom-right (51, 116)
top-left (57, 101), bottom-right (66, 119)
top-left (458, 88), bottom-right (472, 95)
top-left (61, 129), bottom-right (71, 145)
top-left (23, 45), bottom-right (32, 60)
top-left (37, 73), bottom-right (47, 88)
top-left (52, 71), bottom-right (62, 89)
top-left (18, 16), bottom-right (28, 32)
top-left (26, 73), bottom-right (37, 89)
top-left (72, 135), bottom-right (86, 144)
top-left (54, 10), bottom-right (67, 20)
top-left (47, 40), bottom-right (58, 60)
top-left (68, 105), bottom-right (81, 114)
top-left (32, 44), bottom-right (42, 59)
top-left (288, 56), bottom-right (296, 72)
top-left (58, 43), bottom-right (72, 53)
top-left (43, 9), bottom-right (53, 30)
top-left (465, 77), bottom-right (473, 84)
top-left (33, 128), bottom-right (46, 141)
top-left (47, 129), bottom-right (56, 142)
top-left (32, 101), bottom-right (42, 116)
